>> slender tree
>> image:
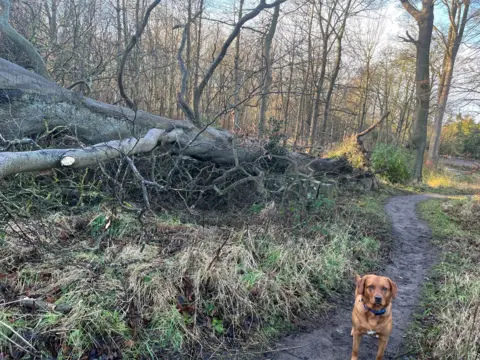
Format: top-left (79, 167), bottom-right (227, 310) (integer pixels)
top-left (258, 3), bottom-right (280, 137)
top-left (428, 0), bottom-right (471, 164)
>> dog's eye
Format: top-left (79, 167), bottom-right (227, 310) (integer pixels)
top-left (381, 287), bottom-right (388, 291)
top-left (368, 285), bottom-right (374, 290)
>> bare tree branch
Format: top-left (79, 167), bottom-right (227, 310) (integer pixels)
top-left (399, 0), bottom-right (421, 21)
top-left (118, 0), bottom-right (162, 110)
top-left (192, 0), bottom-right (288, 121)
top-left (356, 112), bottom-right (390, 139)
top-left (398, 30), bottom-right (418, 45)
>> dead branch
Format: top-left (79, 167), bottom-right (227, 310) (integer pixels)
top-left (118, 0), bottom-right (162, 110)
top-left (18, 298), bottom-right (72, 314)
top-left (0, 128), bottom-right (169, 178)
top-left (356, 112), bottom-right (390, 140)
top-left (398, 31), bottom-right (418, 45)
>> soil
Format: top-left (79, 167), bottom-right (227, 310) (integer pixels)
top-left (264, 194), bottom-right (443, 360)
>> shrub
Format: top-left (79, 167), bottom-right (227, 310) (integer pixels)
top-left (371, 144), bottom-right (412, 183)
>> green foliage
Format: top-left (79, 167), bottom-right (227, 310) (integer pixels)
top-left (211, 318), bottom-right (224, 335)
top-left (249, 203), bottom-right (265, 214)
top-left (371, 143), bottom-right (413, 183)
top-left (440, 115), bottom-right (480, 159)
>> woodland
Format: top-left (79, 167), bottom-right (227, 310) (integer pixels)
top-left (0, 0), bottom-right (479, 358)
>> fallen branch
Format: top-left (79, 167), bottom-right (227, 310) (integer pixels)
top-left (0, 128), bottom-right (168, 178)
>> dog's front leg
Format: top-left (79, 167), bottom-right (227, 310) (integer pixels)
top-left (375, 335), bottom-right (389, 360)
top-left (350, 329), bottom-right (362, 360)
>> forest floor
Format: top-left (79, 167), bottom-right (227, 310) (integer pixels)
top-left (0, 161), bottom-right (478, 359)
top-left (265, 194), bottom-right (451, 360)
top-left (265, 189), bottom-right (479, 360)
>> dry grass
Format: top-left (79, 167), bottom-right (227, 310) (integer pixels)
top-left (406, 196), bottom-right (480, 359)
top-left (0, 193), bottom-right (389, 359)
top-left (423, 164), bottom-right (480, 195)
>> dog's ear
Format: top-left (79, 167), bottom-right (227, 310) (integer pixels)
top-left (356, 275), bottom-right (367, 295)
top-left (388, 278), bottom-right (398, 299)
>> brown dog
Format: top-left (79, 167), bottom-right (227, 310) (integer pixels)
top-left (351, 274), bottom-right (398, 360)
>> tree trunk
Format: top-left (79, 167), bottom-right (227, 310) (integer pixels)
top-left (233, 0), bottom-right (244, 129)
top-left (258, 3), bottom-right (280, 138)
top-left (428, 0), bottom-right (470, 164)
top-left (0, 0), bottom-right (49, 78)
top-left (401, 0), bottom-right (434, 182)
top-left (322, 0), bottom-right (350, 145)
top-left (0, 58), bottom-right (367, 180)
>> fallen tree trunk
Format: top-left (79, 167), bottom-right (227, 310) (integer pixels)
top-left (0, 58), bottom-right (365, 179)
top-left (0, 58), bottom-right (267, 173)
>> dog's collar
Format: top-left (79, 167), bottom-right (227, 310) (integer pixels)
top-left (361, 299), bottom-right (387, 316)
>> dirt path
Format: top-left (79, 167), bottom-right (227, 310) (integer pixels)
top-left (267, 194), bottom-right (440, 360)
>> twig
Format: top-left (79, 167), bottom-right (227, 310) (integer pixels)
top-left (206, 235), bottom-right (229, 272)
top-left (0, 319), bottom-right (36, 352)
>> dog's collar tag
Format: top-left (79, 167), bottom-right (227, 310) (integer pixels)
top-left (367, 331), bottom-right (377, 336)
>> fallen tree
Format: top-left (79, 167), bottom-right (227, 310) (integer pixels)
top-left (0, 58), bottom-right (355, 180)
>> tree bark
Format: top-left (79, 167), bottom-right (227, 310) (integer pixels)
top-left (0, 0), bottom-right (49, 78)
top-left (428, 0), bottom-right (470, 164)
top-left (258, 3), bottom-right (280, 138)
top-left (322, 0), bottom-right (351, 145)
top-left (0, 58), bottom-right (262, 166)
top-left (400, 0), bottom-right (434, 182)
top-left (233, 0), bottom-right (245, 129)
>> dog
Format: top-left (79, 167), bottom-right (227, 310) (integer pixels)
top-left (351, 274), bottom-right (398, 360)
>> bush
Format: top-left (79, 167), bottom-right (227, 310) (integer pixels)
top-left (371, 144), bottom-right (412, 183)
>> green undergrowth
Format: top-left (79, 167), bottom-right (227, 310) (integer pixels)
top-left (404, 196), bottom-right (480, 359)
top-left (0, 191), bottom-right (391, 359)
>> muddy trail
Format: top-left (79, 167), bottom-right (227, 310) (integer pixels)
top-left (266, 194), bottom-right (443, 360)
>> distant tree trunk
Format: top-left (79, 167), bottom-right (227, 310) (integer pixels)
top-left (310, 35), bottom-right (328, 149)
top-left (258, 3), bottom-right (280, 138)
top-left (310, 1), bottom-right (337, 150)
top-left (322, 0), bottom-right (351, 145)
top-left (185, 0), bottom-right (193, 103)
top-left (282, 26), bottom-right (296, 146)
top-left (357, 57), bottom-right (371, 133)
top-left (396, 82), bottom-right (414, 144)
top-left (233, 0), bottom-right (244, 129)
top-left (428, 0), bottom-right (470, 164)
top-left (294, 5), bottom-right (314, 148)
top-left (400, 0), bottom-right (434, 182)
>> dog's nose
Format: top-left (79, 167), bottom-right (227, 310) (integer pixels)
top-left (375, 296), bottom-right (382, 303)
